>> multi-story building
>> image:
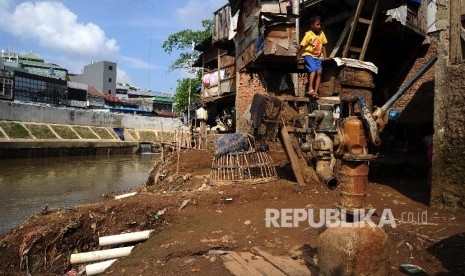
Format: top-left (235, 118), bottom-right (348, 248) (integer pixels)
top-left (0, 60), bottom-right (14, 100)
top-left (0, 51), bottom-right (67, 105)
top-left (1, 51), bottom-right (67, 79)
top-left (72, 60), bottom-right (116, 96)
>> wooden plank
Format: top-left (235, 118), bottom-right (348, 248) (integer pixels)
top-left (282, 96), bottom-right (310, 102)
top-left (280, 124), bottom-right (306, 186)
top-left (450, 0), bottom-right (463, 63)
top-left (239, 252), bottom-right (287, 276)
top-left (227, 252), bottom-right (262, 276)
top-left (349, 47), bottom-right (362, 53)
top-left (358, 17), bottom-right (371, 24)
top-left (360, 0), bottom-right (379, 61)
top-left (317, 96), bottom-right (341, 105)
top-left (223, 254), bottom-right (254, 276)
top-left (342, 0), bottom-right (365, 58)
top-left (252, 247), bottom-right (311, 276)
top-left (330, 17), bottom-right (352, 58)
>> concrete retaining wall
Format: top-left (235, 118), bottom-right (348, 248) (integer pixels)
top-left (0, 101), bottom-right (182, 130)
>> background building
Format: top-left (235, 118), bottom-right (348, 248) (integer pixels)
top-left (72, 61), bottom-right (116, 96)
top-left (1, 51), bottom-right (67, 80)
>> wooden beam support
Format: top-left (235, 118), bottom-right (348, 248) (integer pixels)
top-left (330, 17), bottom-right (352, 58)
top-left (450, 0), bottom-right (463, 64)
top-left (280, 126), bottom-right (306, 186)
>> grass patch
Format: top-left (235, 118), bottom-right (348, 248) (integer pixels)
top-left (127, 129), bottom-right (138, 140)
top-left (51, 125), bottom-right (79, 139)
top-left (73, 126), bottom-right (99, 139)
top-left (25, 124), bottom-right (58, 139)
top-left (138, 130), bottom-right (158, 142)
top-left (159, 131), bottom-right (174, 142)
top-left (0, 121), bottom-right (32, 139)
top-left (92, 127), bottom-right (115, 140)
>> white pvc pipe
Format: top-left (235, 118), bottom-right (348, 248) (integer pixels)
top-left (99, 230), bottom-right (153, 246)
top-left (70, 246), bottom-right (134, 264)
top-left (114, 192), bottom-right (137, 200)
top-left (85, 259), bottom-right (117, 275)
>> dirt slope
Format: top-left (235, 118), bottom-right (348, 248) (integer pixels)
top-left (1, 145), bottom-right (464, 275)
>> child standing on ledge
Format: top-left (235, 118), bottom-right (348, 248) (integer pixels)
top-left (297, 16), bottom-right (327, 98)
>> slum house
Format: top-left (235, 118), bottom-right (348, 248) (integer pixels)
top-left (195, 33), bottom-right (236, 131)
top-left (195, 0), bottom-right (461, 200)
top-left (66, 81), bottom-right (88, 108)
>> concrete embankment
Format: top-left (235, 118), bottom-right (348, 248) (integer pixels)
top-left (0, 101), bottom-right (185, 158)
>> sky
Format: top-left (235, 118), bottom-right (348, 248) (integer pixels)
top-left (0, 0), bottom-right (227, 94)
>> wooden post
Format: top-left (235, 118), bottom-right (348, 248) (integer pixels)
top-left (205, 124), bottom-right (208, 150)
top-left (450, 0), bottom-right (463, 64)
top-left (200, 119), bottom-right (206, 149)
top-left (176, 127), bottom-right (181, 175)
top-left (160, 122), bottom-right (164, 162)
top-left (280, 126), bottom-right (306, 186)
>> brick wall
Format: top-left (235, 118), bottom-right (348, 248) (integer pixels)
top-left (391, 37), bottom-right (437, 124)
top-left (235, 72), bottom-right (267, 133)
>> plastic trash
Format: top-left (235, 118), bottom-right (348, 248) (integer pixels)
top-left (400, 264), bottom-right (426, 274)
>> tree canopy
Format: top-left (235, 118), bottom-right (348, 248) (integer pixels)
top-left (162, 20), bottom-right (212, 71)
top-left (172, 75), bottom-right (201, 113)
top-left (162, 20), bottom-right (212, 113)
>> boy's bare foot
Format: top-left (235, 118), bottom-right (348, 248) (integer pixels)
top-left (307, 90), bottom-right (319, 99)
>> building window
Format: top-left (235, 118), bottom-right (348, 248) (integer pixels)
top-left (108, 65), bottom-right (113, 70)
top-left (108, 77), bottom-right (112, 82)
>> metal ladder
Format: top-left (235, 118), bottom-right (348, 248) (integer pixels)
top-left (342, 0), bottom-right (380, 61)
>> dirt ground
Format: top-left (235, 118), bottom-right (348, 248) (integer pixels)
top-left (1, 143), bottom-right (464, 275)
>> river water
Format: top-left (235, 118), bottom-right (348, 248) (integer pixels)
top-left (0, 154), bottom-right (158, 234)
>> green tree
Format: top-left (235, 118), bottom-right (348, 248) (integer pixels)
top-left (162, 20), bottom-right (212, 112)
top-left (162, 20), bottom-right (212, 71)
top-left (172, 75), bottom-right (201, 112)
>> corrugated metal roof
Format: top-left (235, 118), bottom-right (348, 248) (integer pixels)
top-left (153, 96), bottom-right (173, 103)
top-left (20, 53), bottom-right (43, 62)
top-left (88, 86), bottom-right (104, 97)
top-left (20, 60), bottom-right (65, 70)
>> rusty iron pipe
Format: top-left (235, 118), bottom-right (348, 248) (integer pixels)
top-left (316, 158), bottom-right (338, 189)
top-left (339, 160), bottom-right (369, 209)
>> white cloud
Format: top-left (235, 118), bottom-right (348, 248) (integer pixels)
top-left (0, 1), bottom-right (119, 57)
top-left (176, 0), bottom-right (227, 28)
top-left (117, 68), bottom-right (132, 84)
top-left (120, 55), bottom-right (151, 70)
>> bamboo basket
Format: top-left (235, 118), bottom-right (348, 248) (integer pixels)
top-left (210, 150), bottom-right (277, 185)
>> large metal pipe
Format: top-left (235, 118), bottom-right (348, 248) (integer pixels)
top-left (339, 160), bottom-right (369, 209)
top-left (316, 158), bottom-right (338, 189)
top-left (378, 56), bottom-right (437, 115)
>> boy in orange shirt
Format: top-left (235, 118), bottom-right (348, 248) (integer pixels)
top-left (297, 16), bottom-right (327, 98)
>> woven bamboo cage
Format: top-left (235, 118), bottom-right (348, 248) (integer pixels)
top-left (210, 149), bottom-right (278, 185)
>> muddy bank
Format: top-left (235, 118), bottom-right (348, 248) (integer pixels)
top-left (1, 145), bottom-right (465, 275)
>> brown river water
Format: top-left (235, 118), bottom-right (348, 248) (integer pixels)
top-left (0, 154), bottom-right (158, 234)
